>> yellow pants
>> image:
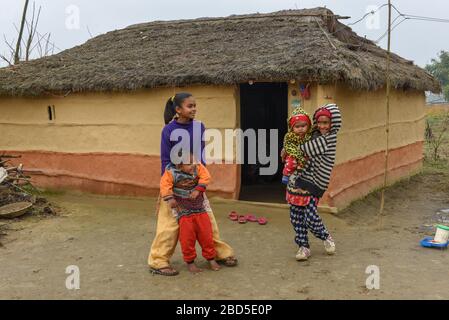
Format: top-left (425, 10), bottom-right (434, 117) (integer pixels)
top-left (148, 195), bottom-right (235, 269)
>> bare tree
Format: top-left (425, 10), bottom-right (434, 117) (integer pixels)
top-left (426, 111), bottom-right (449, 161)
top-left (1, 0), bottom-right (52, 66)
top-left (24, 2), bottom-right (41, 61)
top-left (0, 36), bottom-right (16, 66)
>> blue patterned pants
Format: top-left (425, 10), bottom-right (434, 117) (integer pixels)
top-left (289, 198), bottom-right (330, 248)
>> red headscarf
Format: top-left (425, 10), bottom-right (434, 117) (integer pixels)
top-left (314, 107), bottom-right (332, 121)
top-left (289, 114), bottom-right (311, 128)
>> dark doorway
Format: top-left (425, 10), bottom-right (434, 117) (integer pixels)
top-left (239, 82), bottom-right (288, 203)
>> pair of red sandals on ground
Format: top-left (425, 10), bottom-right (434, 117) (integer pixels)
top-left (228, 211), bottom-right (268, 225)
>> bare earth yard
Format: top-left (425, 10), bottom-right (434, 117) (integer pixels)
top-left (0, 169), bottom-right (448, 300)
top-left (0, 111), bottom-right (448, 300)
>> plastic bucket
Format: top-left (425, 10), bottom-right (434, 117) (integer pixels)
top-left (434, 225), bottom-right (449, 243)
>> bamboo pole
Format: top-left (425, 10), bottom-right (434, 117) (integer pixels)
top-left (378, 0), bottom-right (392, 228)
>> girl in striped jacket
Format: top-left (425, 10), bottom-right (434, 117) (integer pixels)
top-left (288, 103), bottom-right (341, 261)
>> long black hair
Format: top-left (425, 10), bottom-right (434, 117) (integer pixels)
top-left (164, 92), bottom-right (193, 124)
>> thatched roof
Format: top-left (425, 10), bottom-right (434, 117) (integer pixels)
top-left (0, 7), bottom-right (441, 96)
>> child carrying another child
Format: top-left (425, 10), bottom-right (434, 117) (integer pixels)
top-left (160, 152), bottom-right (220, 273)
top-left (285, 104), bottom-right (341, 261)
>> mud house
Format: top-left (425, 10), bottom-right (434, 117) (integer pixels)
top-left (0, 8), bottom-right (440, 210)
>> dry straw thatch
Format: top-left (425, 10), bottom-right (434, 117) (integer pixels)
top-left (0, 7), bottom-right (441, 96)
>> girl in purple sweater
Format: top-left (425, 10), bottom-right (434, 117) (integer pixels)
top-left (148, 93), bottom-right (237, 276)
top-left (160, 99), bottom-right (205, 175)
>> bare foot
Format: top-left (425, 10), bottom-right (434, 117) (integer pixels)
top-left (187, 263), bottom-right (203, 274)
top-left (209, 260), bottom-right (221, 271)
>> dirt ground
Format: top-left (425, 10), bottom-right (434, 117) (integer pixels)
top-left (0, 168), bottom-right (448, 300)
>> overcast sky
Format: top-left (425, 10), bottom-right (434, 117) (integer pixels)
top-left (1, 0), bottom-right (448, 68)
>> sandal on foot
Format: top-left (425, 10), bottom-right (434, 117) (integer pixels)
top-left (149, 266), bottom-right (179, 276)
top-left (257, 217), bottom-right (268, 225)
top-left (228, 211), bottom-right (238, 221)
top-left (218, 256), bottom-right (238, 267)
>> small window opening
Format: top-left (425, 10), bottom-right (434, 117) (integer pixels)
top-left (47, 106), bottom-right (53, 120)
top-left (47, 105), bottom-right (56, 121)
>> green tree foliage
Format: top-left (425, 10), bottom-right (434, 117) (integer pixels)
top-left (426, 51), bottom-right (449, 101)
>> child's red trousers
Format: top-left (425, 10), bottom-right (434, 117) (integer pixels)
top-left (178, 212), bottom-right (216, 263)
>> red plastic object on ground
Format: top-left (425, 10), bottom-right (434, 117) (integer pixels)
top-left (228, 211), bottom-right (238, 221)
top-left (245, 214), bottom-right (257, 222)
top-left (238, 215), bottom-right (247, 224)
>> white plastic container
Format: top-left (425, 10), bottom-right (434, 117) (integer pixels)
top-left (0, 167), bottom-right (7, 183)
top-left (433, 225), bottom-right (449, 243)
